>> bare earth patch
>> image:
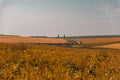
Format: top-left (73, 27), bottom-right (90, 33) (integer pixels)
top-left (0, 36), bottom-right (67, 43)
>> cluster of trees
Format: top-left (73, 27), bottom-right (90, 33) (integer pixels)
top-left (57, 34), bottom-right (66, 38)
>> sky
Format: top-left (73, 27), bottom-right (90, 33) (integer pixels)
top-left (0, 0), bottom-right (120, 37)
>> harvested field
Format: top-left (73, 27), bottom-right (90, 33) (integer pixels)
top-left (0, 36), bottom-right (67, 43)
top-left (77, 37), bottom-right (120, 44)
top-left (97, 43), bottom-right (120, 49)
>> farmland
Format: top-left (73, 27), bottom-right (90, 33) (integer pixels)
top-left (97, 43), bottom-right (120, 49)
top-left (0, 36), bottom-right (120, 80)
top-left (0, 36), bottom-right (67, 44)
top-left (77, 37), bottom-right (120, 44)
top-left (0, 43), bottom-right (120, 80)
top-left (77, 37), bottom-right (120, 49)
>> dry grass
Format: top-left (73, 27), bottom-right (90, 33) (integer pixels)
top-left (0, 43), bottom-right (120, 80)
top-left (0, 36), bottom-right (67, 43)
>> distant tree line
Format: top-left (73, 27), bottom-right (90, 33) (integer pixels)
top-left (30, 36), bottom-right (48, 38)
top-left (0, 34), bottom-right (20, 37)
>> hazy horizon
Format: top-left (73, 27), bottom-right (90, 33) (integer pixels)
top-left (0, 0), bottom-right (120, 37)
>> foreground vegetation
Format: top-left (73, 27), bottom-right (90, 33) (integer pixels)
top-left (0, 43), bottom-right (120, 80)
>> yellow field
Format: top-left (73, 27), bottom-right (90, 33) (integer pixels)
top-left (0, 36), bottom-right (67, 43)
top-left (97, 43), bottom-right (120, 49)
top-left (77, 37), bottom-right (120, 44)
top-left (77, 37), bottom-right (120, 49)
top-left (0, 43), bottom-right (120, 80)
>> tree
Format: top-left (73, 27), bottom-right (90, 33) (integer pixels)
top-left (58, 34), bottom-right (59, 38)
top-left (64, 34), bottom-right (66, 38)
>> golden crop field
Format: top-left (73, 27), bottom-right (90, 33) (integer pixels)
top-left (0, 36), bottom-right (67, 43)
top-left (97, 43), bottom-right (120, 49)
top-left (77, 37), bottom-right (120, 44)
top-left (0, 43), bottom-right (120, 80)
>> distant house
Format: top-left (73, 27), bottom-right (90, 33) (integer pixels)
top-left (67, 39), bottom-right (82, 45)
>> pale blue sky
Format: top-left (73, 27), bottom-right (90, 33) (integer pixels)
top-left (0, 0), bottom-right (120, 37)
